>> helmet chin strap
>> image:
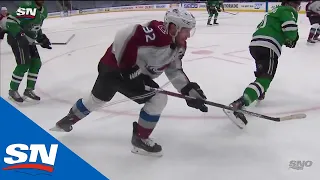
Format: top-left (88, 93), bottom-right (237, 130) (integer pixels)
top-left (170, 26), bottom-right (181, 49)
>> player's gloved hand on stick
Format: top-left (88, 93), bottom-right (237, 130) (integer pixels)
top-left (285, 33), bottom-right (299, 48)
top-left (37, 34), bottom-right (52, 49)
top-left (121, 64), bottom-right (159, 93)
top-left (181, 82), bottom-right (208, 112)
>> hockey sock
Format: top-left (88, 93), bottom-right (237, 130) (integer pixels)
top-left (308, 23), bottom-right (319, 40)
top-left (243, 78), bottom-right (271, 106)
top-left (214, 12), bottom-right (218, 21)
top-left (10, 64), bottom-right (29, 91)
top-left (71, 94), bottom-right (106, 120)
top-left (137, 109), bottom-right (160, 139)
top-left (315, 29), bottom-right (320, 39)
top-left (308, 28), bottom-right (316, 40)
top-left (27, 58), bottom-right (41, 90)
top-left (71, 99), bottom-right (91, 120)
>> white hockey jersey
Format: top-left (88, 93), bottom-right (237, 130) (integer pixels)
top-left (100, 20), bottom-right (190, 92)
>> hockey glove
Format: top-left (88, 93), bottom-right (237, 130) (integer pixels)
top-left (37, 34), bottom-right (52, 49)
top-left (285, 33), bottom-right (299, 48)
top-left (181, 82), bottom-right (208, 112)
top-left (120, 65), bottom-right (159, 93)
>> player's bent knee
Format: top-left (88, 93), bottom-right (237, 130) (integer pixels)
top-left (32, 58), bottom-right (42, 69)
top-left (143, 93), bottom-right (168, 115)
top-left (80, 93), bottom-right (107, 112)
top-left (15, 64), bottom-right (30, 73)
top-left (312, 23), bottom-right (320, 29)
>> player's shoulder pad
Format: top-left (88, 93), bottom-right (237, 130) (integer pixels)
top-left (137, 20), bottom-right (172, 47)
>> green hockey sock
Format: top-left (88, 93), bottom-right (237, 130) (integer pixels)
top-left (10, 64), bottom-right (29, 91)
top-left (243, 78), bottom-right (272, 106)
top-left (27, 58), bottom-right (42, 90)
top-left (214, 13), bottom-right (218, 20)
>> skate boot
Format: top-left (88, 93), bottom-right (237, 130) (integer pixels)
top-left (307, 39), bottom-right (316, 44)
top-left (131, 122), bottom-right (162, 157)
top-left (213, 19), bottom-right (219, 25)
top-left (223, 96), bottom-right (248, 129)
top-left (207, 19), bottom-right (212, 25)
top-left (51, 109), bottom-right (80, 132)
top-left (23, 88), bottom-right (40, 101)
top-left (9, 90), bottom-right (24, 103)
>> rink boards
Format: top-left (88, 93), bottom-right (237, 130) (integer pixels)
top-left (47, 2), bottom-right (308, 18)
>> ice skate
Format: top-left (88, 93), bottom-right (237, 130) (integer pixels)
top-left (307, 39), bottom-right (316, 44)
top-left (8, 90), bottom-right (24, 104)
top-left (50, 109), bottom-right (80, 132)
top-left (223, 97), bottom-right (248, 129)
top-left (131, 122), bottom-right (162, 157)
top-left (23, 89), bottom-right (40, 101)
top-left (213, 19), bottom-right (219, 25)
top-left (207, 19), bottom-right (212, 26)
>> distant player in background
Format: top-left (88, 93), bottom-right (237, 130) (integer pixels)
top-left (306, 0), bottom-right (320, 43)
top-left (223, 1), bottom-right (300, 129)
top-left (6, 0), bottom-right (51, 103)
top-left (206, 0), bottom-right (224, 25)
top-left (0, 7), bottom-right (9, 40)
top-left (52, 8), bottom-right (208, 157)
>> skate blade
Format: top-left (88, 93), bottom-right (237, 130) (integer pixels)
top-left (223, 109), bottom-right (246, 129)
top-left (131, 146), bottom-right (163, 157)
top-left (23, 96), bottom-right (40, 104)
top-left (8, 96), bottom-right (24, 106)
top-left (49, 126), bottom-right (68, 132)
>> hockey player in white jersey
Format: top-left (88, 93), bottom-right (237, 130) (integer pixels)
top-left (306, 0), bottom-right (320, 43)
top-left (0, 7), bottom-right (8, 40)
top-left (51, 8), bottom-right (208, 157)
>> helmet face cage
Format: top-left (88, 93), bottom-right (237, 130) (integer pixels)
top-left (164, 8), bottom-right (196, 38)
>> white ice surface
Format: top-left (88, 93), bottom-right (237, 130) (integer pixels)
top-left (1, 11), bottom-right (320, 180)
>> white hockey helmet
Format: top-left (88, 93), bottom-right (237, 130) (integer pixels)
top-left (164, 7), bottom-right (196, 37)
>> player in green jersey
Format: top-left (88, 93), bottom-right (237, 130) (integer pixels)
top-left (6, 0), bottom-right (52, 103)
top-left (223, 0), bottom-right (301, 129)
top-left (206, 0), bottom-right (224, 25)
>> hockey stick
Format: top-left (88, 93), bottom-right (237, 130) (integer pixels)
top-left (145, 86), bottom-right (307, 122)
top-left (35, 34), bottom-right (75, 45)
top-left (223, 11), bottom-right (238, 15)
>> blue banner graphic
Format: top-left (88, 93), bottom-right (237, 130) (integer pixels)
top-left (0, 97), bottom-right (109, 180)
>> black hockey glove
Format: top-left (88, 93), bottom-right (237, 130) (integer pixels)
top-left (181, 82), bottom-right (208, 112)
top-left (120, 65), bottom-right (159, 93)
top-left (37, 34), bottom-right (52, 49)
top-left (285, 33), bottom-right (299, 48)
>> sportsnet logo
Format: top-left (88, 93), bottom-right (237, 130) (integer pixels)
top-left (16, 7), bottom-right (37, 19)
top-left (3, 144), bottom-right (58, 174)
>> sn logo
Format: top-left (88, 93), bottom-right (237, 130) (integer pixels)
top-left (16, 7), bottom-right (37, 19)
top-left (3, 144), bottom-right (58, 173)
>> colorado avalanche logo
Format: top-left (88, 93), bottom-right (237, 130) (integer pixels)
top-left (146, 63), bottom-right (170, 75)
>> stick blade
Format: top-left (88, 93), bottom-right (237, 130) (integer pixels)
top-left (279, 113), bottom-right (307, 121)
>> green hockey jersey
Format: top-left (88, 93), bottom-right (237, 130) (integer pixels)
top-left (6, 0), bottom-right (48, 43)
top-left (250, 5), bottom-right (299, 57)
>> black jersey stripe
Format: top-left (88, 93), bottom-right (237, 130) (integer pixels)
top-left (251, 38), bottom-right (281, 54)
